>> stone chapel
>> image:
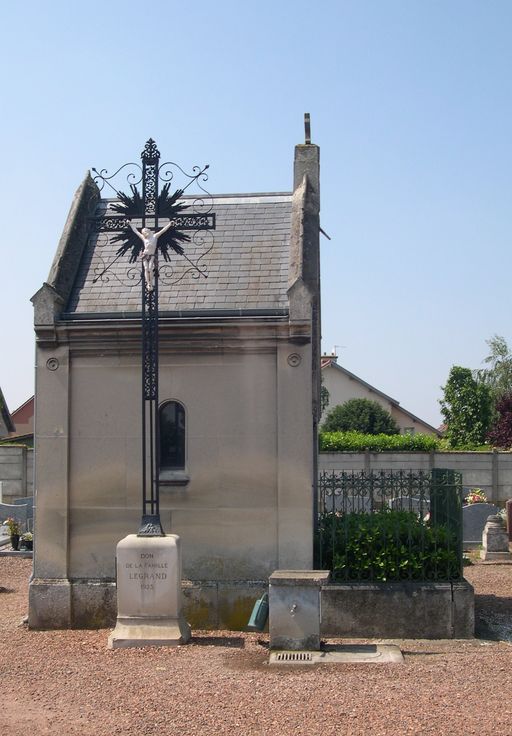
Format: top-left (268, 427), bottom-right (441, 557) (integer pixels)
top-left (29, 134), bottom-right (321, 629)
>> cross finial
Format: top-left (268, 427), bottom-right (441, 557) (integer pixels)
top-left (141, 138), bottom-right (160, 163)
top-left (304, 113), bottom-right (311, 144)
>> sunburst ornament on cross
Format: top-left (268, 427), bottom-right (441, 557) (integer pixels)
top-left (90, 139), bottom-right (216, 536)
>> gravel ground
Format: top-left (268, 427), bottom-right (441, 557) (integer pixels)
top-left (1, 558), bottom-right (511, 736)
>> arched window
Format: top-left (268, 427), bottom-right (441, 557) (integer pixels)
top-left (159, 400), bottom-right (186, 471)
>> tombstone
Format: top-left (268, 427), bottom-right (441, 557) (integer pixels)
top-left (0, 502), bottom-right (28, 532)
top-left (13, 497), bottom-right (34, 531)
top-left (480, 515), bottom-right (511, 561)
top-left (463, 503), bottom-right (501, 549)
top-left (388, 496), bottom-right (430, 518)
top-left (324, 493), bottom-right (373, 514)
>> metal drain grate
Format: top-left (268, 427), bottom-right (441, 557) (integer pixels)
top-left (269, 646), bottom-right (404, 666)
top-left (270, 651), bottom-right (314, 664)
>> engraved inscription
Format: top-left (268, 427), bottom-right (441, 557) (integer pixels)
top-left (125, 551), bottom-right (169, 592)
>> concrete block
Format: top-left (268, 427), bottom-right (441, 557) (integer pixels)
top-left (29, 579), bottom-right (72, 629)
top-left (269, 570), bottom-right (330, 650)
top-left (182, 581), bottom-right (219, 629)
top-left (71, 580), bottom-right (116, 628)
top-left (0, 480), bottom-right (23, 498)
top-left (217, 581), bottom-right (267, 631)
top-left (321, 581), bottom-right (474, 639)
top-left (452, 580), bottom-right (475, 638)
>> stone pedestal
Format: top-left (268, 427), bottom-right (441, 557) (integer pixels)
top-left (269, 570), bottom-right (330, 650)
top-left (506, 499), bottom-right (512, 543)
top-left (108, 534), bottom-right (191, 648)
top-left (480, 515), bottom-right (511, 561)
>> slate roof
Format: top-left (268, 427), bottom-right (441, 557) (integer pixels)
top-left (65, 193), bottom-right (292, 316)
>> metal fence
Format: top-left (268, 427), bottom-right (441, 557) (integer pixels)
top-left (316, 469), bottom-right (463, 582)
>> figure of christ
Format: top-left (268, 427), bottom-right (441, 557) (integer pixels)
top-left (127, 220), bottom-right (174, 291)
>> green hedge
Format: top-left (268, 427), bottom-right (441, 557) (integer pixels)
top-left (316, 509), bottom-right (461, 582)
top-left (319, 431), bottom-right (440, 453)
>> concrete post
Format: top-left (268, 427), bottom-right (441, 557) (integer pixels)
top-left (506, 499), bottom-right (512, 543)
top-left (492, 450), bottom-right (499, 507)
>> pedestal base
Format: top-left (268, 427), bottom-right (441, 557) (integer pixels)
top-left (108, 615), bottom-right (190, 648)
top-left (480, 550), bottom-right (512, 561)
top-left (108, 533), bottom-right (191, 649)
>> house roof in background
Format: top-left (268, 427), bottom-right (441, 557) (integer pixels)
top-left (65, 193), bottom-right (292, 317)
top-left (321, 358), bottom-right (440, 435)
top-left (11, 395), bottom-right (34, 417)
top-left (0, 387), bottom-right (15, 434)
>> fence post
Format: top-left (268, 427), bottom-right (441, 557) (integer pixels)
top-left (430, 468), bottom-right (463, 577)
top-left (492, 450), bottom-right (499, 507)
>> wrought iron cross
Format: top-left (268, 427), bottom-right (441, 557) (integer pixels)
top-left (91, 139), bottom-right (216, 536)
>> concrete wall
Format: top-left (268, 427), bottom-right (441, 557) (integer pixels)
top-left (0, 445), bottom-right (33, 501)
top-left (319, 451), bottom-right (512, 507)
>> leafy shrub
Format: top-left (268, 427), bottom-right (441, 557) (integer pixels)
top-left (319, 431), bottom-right (440, 453)
top-left (321, 399), bottom-right (399, 435)
top-left (487, 392), bottom-right (512, 449)
top-left (440, 366), bottom-right (493, 448)
top-left (316, 509), bottom-right (461, 582)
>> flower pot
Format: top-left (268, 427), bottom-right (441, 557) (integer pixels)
top-left (10, 535), bottom-right (20, 551)
top-left (23, 540), bottom-right (33, 551)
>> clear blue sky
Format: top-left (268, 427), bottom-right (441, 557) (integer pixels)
top-left (1, 0), bottom-right (511, 427)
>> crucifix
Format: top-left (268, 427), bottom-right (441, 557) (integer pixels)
top-left (91, 139), bottom-right (216, 536)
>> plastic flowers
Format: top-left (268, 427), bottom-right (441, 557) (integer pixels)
top-left (465, 488), bottom-right (488, 505)
top-left (3, 517), bottom-right (21, 535)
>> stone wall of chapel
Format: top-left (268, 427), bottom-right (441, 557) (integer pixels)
top-left (61, 348), bottom-right (312, 581)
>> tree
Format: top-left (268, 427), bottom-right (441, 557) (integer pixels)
top-left (474, 335), bottom-right (512, 403)
top-left (320, 384), bottom-right (330, 415)
top-left (487, 392), bottom-right (512, 448)
top-left (320, 373), bottom-right (330, 415)
top-left (439, 366), bottom-right (492, 448)
top-left (321, 398), bottom-right (399, 435)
